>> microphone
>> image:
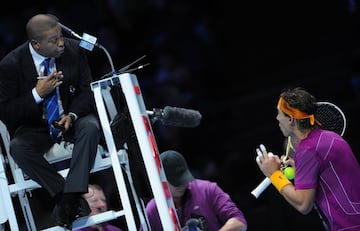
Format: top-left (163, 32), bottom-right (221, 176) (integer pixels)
top-left (147, 106), bottom-right (202, 128)
top-left (58, 22), bottom-right (116, 75)
top-left (58, 22), bottom-right (82, 40)
top-left (58, 22), bottom-right (98, 50)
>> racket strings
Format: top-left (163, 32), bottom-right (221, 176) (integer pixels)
top-left (315, 104), bottom-right (345, 136)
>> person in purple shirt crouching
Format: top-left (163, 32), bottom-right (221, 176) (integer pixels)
top-left (142, 150), bottom-right (247, 231)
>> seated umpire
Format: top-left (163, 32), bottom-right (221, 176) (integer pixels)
top-left (0, 14), bottom-right (101, 228)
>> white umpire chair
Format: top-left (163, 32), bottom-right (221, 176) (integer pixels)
top-left (0, 122), bottom-right (142, 230)
top-left (0, 73), bottom-right (180, 230)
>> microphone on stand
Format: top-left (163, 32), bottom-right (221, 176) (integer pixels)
top-left (58, 23), bottom-right (99, 50)
top-left (110, 106), bottom-right (201, 149)
top-left (147, 106), bottom-right (202, 128)
top-left (58, 22), bottom-right (116, 76)
top-left (58, 22), bottom-right (151, 78)
top-left (58, 23), bottom-right (82, 40)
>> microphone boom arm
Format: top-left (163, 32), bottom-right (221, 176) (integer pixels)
top-left (97, 43), bottom-right (116, 75)
top-left (58, 22), bottom-right (116, 76)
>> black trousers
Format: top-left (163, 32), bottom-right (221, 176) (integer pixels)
top-left (10, 113), bottom-right (100, 198)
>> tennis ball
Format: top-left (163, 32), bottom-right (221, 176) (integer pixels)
top-left (283, 166), bottom-right (295, 180)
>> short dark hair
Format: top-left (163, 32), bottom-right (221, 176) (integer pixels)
top-left (280, 87), bottom-right (318, 130)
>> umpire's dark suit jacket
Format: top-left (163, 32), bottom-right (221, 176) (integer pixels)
top-left (0, 38), bottom-right (96, 137)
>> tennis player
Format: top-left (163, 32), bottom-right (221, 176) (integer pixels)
top-left (256, 87), bottom-right (360, 231)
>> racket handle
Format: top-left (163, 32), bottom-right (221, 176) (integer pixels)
top-left (251, 177), bottom-right (271, 198)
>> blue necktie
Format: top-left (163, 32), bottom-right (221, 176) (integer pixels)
top-left (43, 58), bottom-right (61, 142)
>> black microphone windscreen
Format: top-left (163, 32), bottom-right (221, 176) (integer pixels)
top-left (162, 106), bottom-right (202, 127)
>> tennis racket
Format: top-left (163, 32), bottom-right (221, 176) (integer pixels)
top-left (315, 101), bottom-right (346, 136)
top-left (251, 101), bottom-right (347, 198)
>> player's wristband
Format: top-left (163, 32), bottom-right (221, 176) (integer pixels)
top-left (270, 170), bottom-right (292, 192)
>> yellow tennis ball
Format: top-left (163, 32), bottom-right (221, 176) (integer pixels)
top-left (283, 166), bottom-right (295, 180)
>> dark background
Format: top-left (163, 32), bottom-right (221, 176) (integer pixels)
top-left (1, 0), bottom-right (360, 230)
